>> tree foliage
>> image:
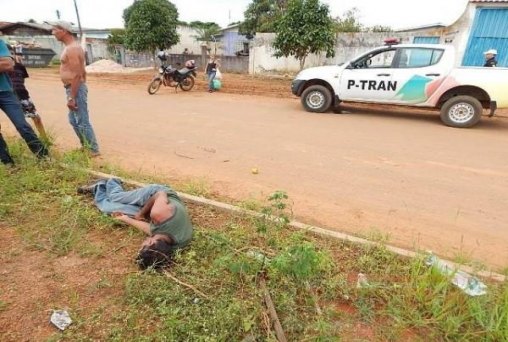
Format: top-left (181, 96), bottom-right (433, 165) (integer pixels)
top-left (367, 25), bottom-right (393, 32)
top-left (333, 8), bottom-right (392, 33)
top-left (239, 0), bottom-right (288, 38)
top-left (189, 21), bottom-right (221, 45)
top-left (189, 21), bottom-right (221, 32)
top-left (107, 28), bottom-right (126, 46)
top-left (333, 8), bottom-right (363, 33)
top-left (123, 0), bottom-right (179, 52)
top-left (273, 0), bottom-right (335, 70)
top-left (192, 27), bottom-right (220, 43)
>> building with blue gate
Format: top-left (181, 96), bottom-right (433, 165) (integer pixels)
top-left (394, 1), bottom-right (508, 67)
top-left (462, 4), bottom-right (508, 67)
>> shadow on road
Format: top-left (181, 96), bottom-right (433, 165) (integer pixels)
top-left (330, 103), bottom-right (508, 130)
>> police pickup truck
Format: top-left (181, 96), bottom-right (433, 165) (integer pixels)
top-left (291, 43), bottom-right (508, 128)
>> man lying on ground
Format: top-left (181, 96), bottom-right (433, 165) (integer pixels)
top-left (78, 178), bottom-right (193, 269)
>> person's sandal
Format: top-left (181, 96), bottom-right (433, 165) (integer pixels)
top-left (77, 184), bottom-right (96, 195)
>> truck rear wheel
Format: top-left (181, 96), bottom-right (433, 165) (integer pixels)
top-left (301, 85), bottom-right (332, 113)
top-left (440, 96), bottom-right (483, 128)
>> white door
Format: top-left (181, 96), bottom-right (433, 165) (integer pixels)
top-left (339, 48), bottom-right (398, 103)
top-left (388, 47), bottom-right (449, 104)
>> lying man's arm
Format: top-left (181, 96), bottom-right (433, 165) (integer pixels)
top-left (135, 191), bottom-right (162, 220)
top-left (0, 57), bottom-right (14, 72)
top-left (112, 212), bottom-right (151, 235)
top-left (149, 191), bottom-right (173, 224)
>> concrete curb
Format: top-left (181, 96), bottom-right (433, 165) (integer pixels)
top-left (85, 168), bottom-right (506, 283)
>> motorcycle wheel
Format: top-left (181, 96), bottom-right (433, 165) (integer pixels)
top-left (147, 78), bottom-right (162, 95)
top-left (179, 76), bottom-right (195, 91)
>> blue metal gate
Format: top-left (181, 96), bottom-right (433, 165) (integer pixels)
top-left (462, 8), bottom-right (508, 67)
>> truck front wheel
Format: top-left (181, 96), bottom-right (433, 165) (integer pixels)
top-left (440, 96), bottom-right (483, 128)
top-left (301, 85), bottom-right (332, 113)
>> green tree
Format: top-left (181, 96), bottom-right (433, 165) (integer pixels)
top-left (123, 0), bottom-right (179, 52)
top-left (107, 28), bottom-right (126, 46)
top-left (192, 27), bottom-right (220, 43)
top-left (334, 8), bottom-right (363, 33)
top-left (273, 0), bottom-right (335, 70)
top-left (192, 27), bottom-right (221, 55)
top-left (189, 21), bottom-right (221, 52)
top-left (239, 0), bottom-right (288, 38)
top-left (189, 21), bottom-right (221, 31)
top-left (368, 25), bottom-right (393, 32)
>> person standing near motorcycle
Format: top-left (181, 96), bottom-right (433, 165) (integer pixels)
top-left (47, 20), bottom-right (100, 157)
top-left (205, 55), bottom-right (220, 93)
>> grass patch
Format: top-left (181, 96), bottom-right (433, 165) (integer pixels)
top-left (1, 138), bottom-right (507, 341)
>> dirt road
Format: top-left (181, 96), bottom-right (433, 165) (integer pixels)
top-left (5, 69), bottom-right (508, 269)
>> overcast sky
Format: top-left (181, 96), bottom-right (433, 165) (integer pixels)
top-left (2, 0), bottom-right (469, 30)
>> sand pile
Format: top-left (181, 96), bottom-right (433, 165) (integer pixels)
top-left (85, 59), bottom-right (126, 73)
top-left (86, 59), bottom-right (152, 73)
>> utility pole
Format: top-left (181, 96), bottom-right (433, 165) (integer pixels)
top-left (56, 10), bottom-right (61, 19)
top-left (73, 0), bottom-right (89, 64)
top-left (73, 0), bottom-right (83, 39)
top-left (211, 35), bottom-right (217, 56)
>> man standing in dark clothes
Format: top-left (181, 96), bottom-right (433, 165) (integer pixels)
top-left (7, 44), bottom-right (47, 139)
top-left (0, 39), bottom-right (48, 165)
top-left (0, 125), bottom-right (13, 165)
top-left (483, 49), bottom-right (498, 67)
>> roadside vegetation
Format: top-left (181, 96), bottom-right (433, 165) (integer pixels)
top-left (0, 138), bottom-right (507, 341)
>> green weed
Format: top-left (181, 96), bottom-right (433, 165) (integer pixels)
top-left (1, 137), bottom-right (507, 341)
top-left (180, 178), bottom-right (211, 197)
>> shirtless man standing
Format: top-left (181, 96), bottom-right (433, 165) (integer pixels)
top-left (47, 21), bottom-right (100, 156)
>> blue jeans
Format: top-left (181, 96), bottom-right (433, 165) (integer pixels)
top-left (0, 129), bottom-right (14, 164)
top-left (93, 178), bottom-right (169, 216)
top-left (207, 71), bottom-right (216, 90)
top-left (65, 83), bottom-right (99, 153)
top-left (0, 90), bottom-right (48, 158)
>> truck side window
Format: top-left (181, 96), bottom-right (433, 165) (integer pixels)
top-left (351, 49), bottom-right (396, 69)
top-left (396, 48), bottom-right (444, 68)
top-left (369, 50), bottom-right (396, 68)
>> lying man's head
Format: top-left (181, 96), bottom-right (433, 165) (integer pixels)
top-left (136, 234), bottom-right (173, 270)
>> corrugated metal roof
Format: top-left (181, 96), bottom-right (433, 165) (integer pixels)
top-left (0, 22), bottom-right (13, 29)
top-left (396, 23), bottom-right (445, 32)
top-left (0, 22), bottom-right (53, 33)
top-left (470, 0), bottom-right (508, 3)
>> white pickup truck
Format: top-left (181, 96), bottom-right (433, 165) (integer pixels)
top-left (291, 43), bottom-right (508, 128)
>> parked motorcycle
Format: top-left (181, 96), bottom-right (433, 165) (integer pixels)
top-left (148, 53), bottom-right (197, 94)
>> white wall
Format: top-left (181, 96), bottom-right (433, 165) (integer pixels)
top-left (248, 3), bottom-right (488, 75)
top-left (249, 32), bottom-right (417, 74)
top-left (441, 3), bottom-right (475, 66)
top-left (166, 26), bottom-right (205, 55)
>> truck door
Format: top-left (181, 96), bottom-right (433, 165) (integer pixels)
top-left (389, 47), bottom-right (447, 104)
top-left (339, 48), bottom-right (398, 103)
